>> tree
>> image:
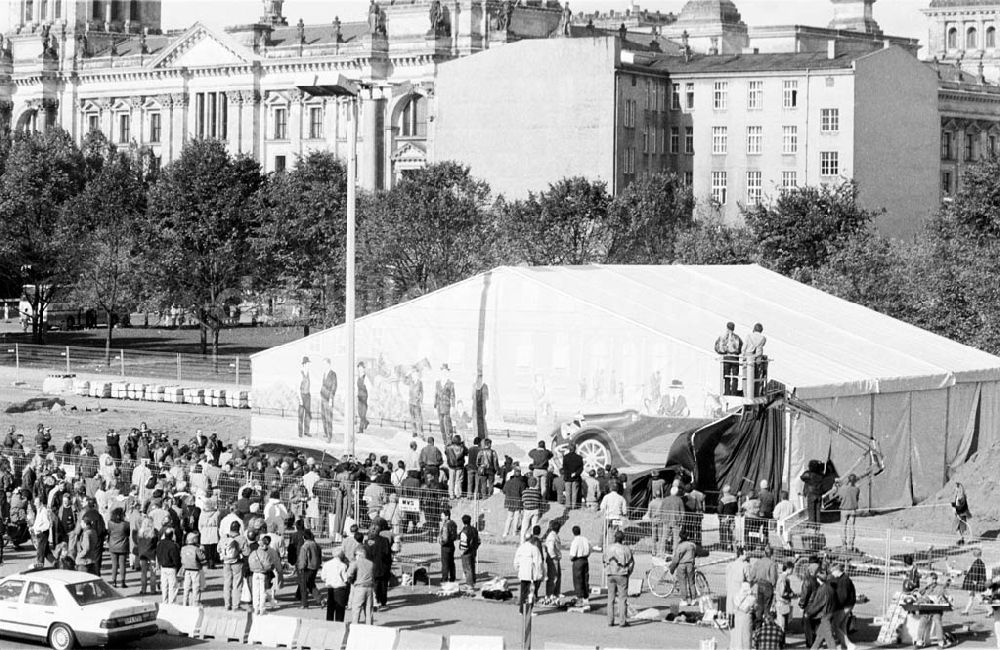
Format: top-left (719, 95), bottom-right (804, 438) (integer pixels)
top-left (743, 181), bottom-right (881, 281)
top-left (253, 152), bottom-right (348, 333)
top-left (605, 172), bottom-right (695, 263)
top-left (0, 129), bottom-right (87, 343)
top-left (143, 139), bottom-right (263, 356)
top-left (359, 161), bottom-right (496, 304)
top-left (673, 215), bottom-right (756, 265)
top-left (496, 176), bottom-right (612, 265)
top-left (67, 143), bottom-right (151, 359)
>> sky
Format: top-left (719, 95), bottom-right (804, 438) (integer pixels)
top-left (148, 0), bottom-right (930, 43)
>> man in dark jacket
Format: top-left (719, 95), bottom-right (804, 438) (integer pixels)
top-left (439, 509), bottom-right (458, 583)
top-left (805, 571), bottom-right (838, 650)
top-left (830, 562), bottom-right (857, 650)
top-left (367, 528), bottom-right (393, 609)
top-left (155, 528), bottom-right (182, 604)
top-left (80, 499), bottom-right (107, 575)
top-left (466, 438), bottom-right (481, 500)
top-left (459, 514), bottom-right (480, 589)
top-left (799, 563), bottom-right (820, 647)
top-left (502, 467), bottom-right (527, 538)
top-left (297, 530), bottom-right (322, 608)
top-left (561, 444), bottom-right (585, 510)
top-left (445, 435), bottom-right (467, 500)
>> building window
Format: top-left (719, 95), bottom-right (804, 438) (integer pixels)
top-left (713, 81), bottom-right (728, 110)
top-left (196, 92), bottom-right (228, 139)
top-left (685, 127), bottom-right (694, 154)
top-left (87, 113), bottom-right (100, 134)
top-left (670, 126), bottom-right (680, 154)
top-left (942, 171), bottom-right (952, 195)
top-left (659, 127), bottom-right (666, 153)
top-left (117, 114), bottom-right (130, 144)
top-left (968, 26), bottom-right (978, 49)
top-left (399, 95), bottom-right (428, 138)
top-left (782, 80), bottom-right (798, 109)
top-left (820, 151), bottom-right (839, 176)
top-left (275, 155), bottom-right (286, 173)
top-left (746, 171), bottom-right (762, 205)
top-left (151, 156), bottom-right (161, 173)
top-left (747, 80), bottom-right (763, 110)
top-left (711, 171), bottom-right (728, 205)
top-left (746, 126), bottom-right (762, 155)
top-left (948, 26), bottom-right (958, 49)
top-left (990, 134), bottom-right (997, 157)
top-left (308, 106), bottom-right (324, 139)
top-left (642, 126), bottom-right (649, 154)
top-left (712, 126), bottom-right (728, 154)
top-left (966, 132), bottom-right (980, 161)
top-left (148, 113), bottom-right (161, 144)
top-left (671, 84), bottom-right (681, 110)
top-left (942, 130), bottom-right (954, 160)
top-left (988, 26), bottom-right (997, 49)
top-left (685, 83), bottom-right (695, 109)
top-left (623, 99), bottom-right (637, 129)
top-left (273, 107), bottom-right (287, 140)
top-left (623, 147), bottom-right (636, 175)
top-left (782, 126), bottom-right (798, 154)
top-left (644, 78), bottom-right (651, 110)
top-left (821, 108), bottom-right (840, 133)
top-left (781, 171), bottom-right (798, 189)
top-left (683, 171), bottom-right (694, 185)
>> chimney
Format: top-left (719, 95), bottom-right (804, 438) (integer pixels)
top-left (883, 39), bottom-right (890, 49)
top-left (827, 39), bottom-right (837, 59)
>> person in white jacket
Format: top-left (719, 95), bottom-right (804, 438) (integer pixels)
top-left (514, 526), bottom-right (545, 614)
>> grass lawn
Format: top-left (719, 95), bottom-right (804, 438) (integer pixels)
top-left (0, 321), bottom-right (307, 356)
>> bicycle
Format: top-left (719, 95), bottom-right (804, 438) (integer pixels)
top-left (645, 556), bottom-right (711, 599)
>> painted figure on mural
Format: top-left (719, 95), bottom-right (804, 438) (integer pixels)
top-left (435, 364), bottom-right (455, 438)
top-left (357, 362), bottom-right (370, 434)
top-left (298, 356), bottom-right (312, 438)
top-left (407, 367), bottom-right (424, 434)
top-left (473, 372), bottom-right (489, 441)
top-left (320, 358), bottom-right (338, 442)
top-left (659, 379), bottom-right (689, 417)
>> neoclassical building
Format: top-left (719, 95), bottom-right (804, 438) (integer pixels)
top-left (0, 0), bottom-right (567, 187)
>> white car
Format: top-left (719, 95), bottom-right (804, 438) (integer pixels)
top-left (0, 568), bottom-right (158, 650)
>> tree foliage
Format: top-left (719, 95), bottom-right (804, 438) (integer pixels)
top-left (743, 181), bottom-right (881, 280)
top-left (253, 152), bottom-right (347, 331)
top-left (359, 162), bottom-right (497, 304)
top-left (0, 129), bottom-right (87, 342)
top-left (605, 172), bottom-right (695, 263)
top-left (143, 139), bottom-right (263, 355)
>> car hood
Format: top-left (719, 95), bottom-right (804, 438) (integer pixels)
top-left (80, 598), bottom-right (156, 618)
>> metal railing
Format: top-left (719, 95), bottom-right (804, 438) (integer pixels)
top-left (0, 343), bottom-right (249, 387)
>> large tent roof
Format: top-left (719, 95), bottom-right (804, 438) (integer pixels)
top-left (254, 264), bottom-right (1000, 399)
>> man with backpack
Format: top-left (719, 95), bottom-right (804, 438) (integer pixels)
top-left (714, 321), bottom-right (743, 396)
top-left (476, 438), bottom-right (500, 499)
top-left (445, 435), bottom-right (467, 499)
top-left (247, 535), bottom-right (274, 616)
top-left (180, 532), bottom-right (207, 606)
top-left (221, 521), bottom-right (248, 611)
top-left (439, 508), bottom-right (458, 583)
top-left (459, 514), bottom-right (480, 589)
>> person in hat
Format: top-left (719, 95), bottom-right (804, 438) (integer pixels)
top-left (434, 364), bottom-right (455, 438)
top-left (298, 356), bottom-right (312, 438)
top-left (660, 379), bottom-right (689, 417)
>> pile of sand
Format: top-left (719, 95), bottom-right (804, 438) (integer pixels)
top-left (885, 442), bottom-right (1000, 536)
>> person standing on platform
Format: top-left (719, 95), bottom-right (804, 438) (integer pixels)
top-left (800, 462), bottom-right (825, 527)
top-left (715, 321), bottom-right (743, 396)
top-left (503, 467), bottom-right (527, 539)
top-left (562, 443), bottom-right (584, 511)
top-left (953, 482), bottom-right (972, 545)
top-left (477, 438), bottom-right (500, 499)
top-left (528, 441), bottom-right (554, 501)
top-left (445, 435), bottom-right (467, 500)
top-left (719, 485), bottom-right (739, 551)
top-left (831, 475), bottom-right (860, 549)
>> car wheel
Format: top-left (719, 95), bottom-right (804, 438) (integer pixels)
top-left (48, 623), bottom-right (75, 650)
top-left (576, 437), bottom-right (611, 473)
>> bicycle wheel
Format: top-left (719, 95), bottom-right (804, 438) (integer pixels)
top-left (694, 570), bottom-right (711, 596)
top-left (646, 564), bottom-right (676, 598)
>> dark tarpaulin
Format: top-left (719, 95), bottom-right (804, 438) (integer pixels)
top-left (630, 400), bottom-right (785, 509)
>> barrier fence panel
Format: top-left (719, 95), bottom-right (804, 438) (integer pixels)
top-left (0, 343), bottom-right (249, 387)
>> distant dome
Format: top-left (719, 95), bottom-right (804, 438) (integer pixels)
top-left (675, 0), bottom-right (744, 25)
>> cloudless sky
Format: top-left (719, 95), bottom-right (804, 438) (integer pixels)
top-left (149, 0), bottom-right (929, 42)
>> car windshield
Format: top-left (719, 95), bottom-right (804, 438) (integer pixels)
top-left (64, 579), bottom-right (121, 606)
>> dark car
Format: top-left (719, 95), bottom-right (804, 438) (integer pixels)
top-left (549, 410), bottom-right (713, 474)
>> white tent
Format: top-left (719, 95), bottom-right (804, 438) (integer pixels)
top-left (250, 265), bottom-right (1000, 508)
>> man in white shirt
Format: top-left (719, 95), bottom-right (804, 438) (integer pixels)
top-left (599, 483), bottom-right (628, 533)
top-left (264, 492), bottom-right (289, 539)
top-left (569, 525), bottom-right (591, 606)
top-left (514, 527), bottom-right (544, 614)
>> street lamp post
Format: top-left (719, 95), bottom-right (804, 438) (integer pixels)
top-left (297, 74), bottom-right (361, 457)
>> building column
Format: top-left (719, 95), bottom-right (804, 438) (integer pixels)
top-left (170, 92), bottom-right (188, 155)
top-left (225, 91), bottom-right (239, 153)
top-left (239, 89), bottom-right (258, 159)
top-left (290, 88), bottom-right (304, 159)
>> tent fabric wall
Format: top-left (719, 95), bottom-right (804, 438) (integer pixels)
top-left (250, 265), bottom-right (1000, 506)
